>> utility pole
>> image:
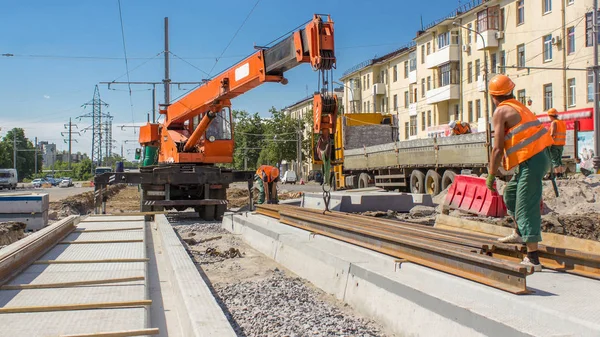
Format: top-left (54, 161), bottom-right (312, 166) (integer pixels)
top-left (164, 17), bottom-right (171, 105)
top-left (13, 136), bottom-right (17, 170)
top-left (34, 137), bottom-right (38, 174)
top-left (78, 85), bottom-right (109, 173)
top-left (61, 118), bottom-right (79, 170)
top-left (594, 0), bottom-right (600, 171)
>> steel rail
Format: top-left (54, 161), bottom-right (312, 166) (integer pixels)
top-left (263, 207), bottom-right (532, 294)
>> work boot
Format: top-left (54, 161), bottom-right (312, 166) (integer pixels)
top-left (497, 230), bottom-right (523, 244)
top-left (520, 256), bottom-right (543, 272)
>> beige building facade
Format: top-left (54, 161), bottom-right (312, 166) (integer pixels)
top-left (340, 0), bottom-right (597, 140)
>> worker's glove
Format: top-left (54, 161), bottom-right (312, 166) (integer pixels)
top-left (486, 173), bottom-right (497, 193)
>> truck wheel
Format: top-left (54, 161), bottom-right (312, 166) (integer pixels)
top-left (214, 188), bottom-right (227, 221)
top-left (441, 170), bottom-right (457, 190)
top-left (358, 173), bottom-right (370, 189)
top-left (410, 170), bottom-right (425, 194)
top-left (425, 170), bottom-right (441, 196)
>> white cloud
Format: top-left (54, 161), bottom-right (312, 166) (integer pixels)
top-left (43, 95), bottom-right (50, 99)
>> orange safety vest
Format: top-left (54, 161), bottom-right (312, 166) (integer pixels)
top-left (256, 165), bottom-right (280, 183)
top-left (551, 119), bottom-right (567, 146)
top-left (453, 122), bottom-right (471, 135)
top-left (500, 99), bottom-right (554, 170)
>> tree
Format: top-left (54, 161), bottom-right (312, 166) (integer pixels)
top-left (256, 107), bottom-right (299, 168)
top-left (232, 110), bottom-right (264, 170)
top-left (0, 128), bottom-right (41, 180)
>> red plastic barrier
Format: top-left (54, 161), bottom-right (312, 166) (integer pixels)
top-left (444, 175), bottom-right (507, 217)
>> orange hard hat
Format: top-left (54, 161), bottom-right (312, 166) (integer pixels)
top-left (547, 108), bottom-right (558, 117)
top-left (270, 167), bottom-right (280, 181)
top-left (488, 74), bottom-right (515, 96)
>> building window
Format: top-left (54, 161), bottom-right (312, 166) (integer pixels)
top-left (477, 6), bottom-right (500, 32)
top-left (381, 97), bottom-right (385, 113)
top-left (404, 91), bottom-right (409, 108)
top-left (427, 110), bottom-right (432, 127)
top-left (590, 71), bottom-right (597, 101)
top-left (467, 62), bottom-right (473, 83)
top-left (567, 27), bottom-right (575, 54)
top-left (585, 11), bottom-right (600, 47)
top-left (427, 76), bottom-right (431, 91)
top-left (405, 122), bottom-right (410, 140)
top-left (475, 99), bottom-right (481, 119)
top-left (421, 45), bottom-right (425, 64)
top-left (427, 42), bottom-right (431, 55)
top-left (413, 87), bottom-right (418, 103)
top-left (438, 32), bottom-right (452, 49)
top-left (393, 65), bottom-right (398, 82)
top-left (543, 84), bottom-right (553, 110)
top-left (517, 89), bottom-right (526, 105)
top-left (543, 35), bottom-right (552, 62)
top-left (491, 53), bottom-right (497, 74)
top-left (517, 44), bottom-right (525, 68)
top-left (410, 116), bottom-right (417, 136)
top-left (543, 0), bottom-right (552, 14)
top-left (467, 101), bottom-right (473, 122)
top-left (363, 101), bottom-right (366, 113)
top-left (568, 78), bottom-right (576, 107)
top-left (409, 51), bottom-right (417, 71)
top-left (367, 100), bottom-right (371, 113)
top-left (421, 79), bottom-right (426, 98)
top-left (475, 59), bottom-right (481, 80)
top-left (451, 31), bottom-right (459, 45)
top-left (438, 62), bottom-right (459, 87)
top-left (404, 61), bottom-right (409, 78)
top-left (499, 50), bottom-right (506, 73)
top-left (454, 104), bottom-right (460, 120)
top-left (500, 8), bottom-right (505, 31)
top-left (517, 0), bottom-right (525, 25)
top-left (421, 112), bottom-right (426, 131)
top-left (466, 23), bottom-right (472, 44)
top-left (367, 74), bottom-right (370, 88)
top-left (393, 94), bottom-right (398, 111)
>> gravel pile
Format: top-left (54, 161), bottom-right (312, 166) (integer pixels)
top-left (215, 269), bottom-right (384, 337)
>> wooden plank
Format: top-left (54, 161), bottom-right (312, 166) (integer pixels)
top-left (58, 240), bottom-right (144, 244)
top-left (435, 214), bottom-right (600, 254)
top-left (0, 300), bottom-right (152, 313)
top-left (33, 258), bottom-right (149, 264)
top-left (0, 276), bottom-right (145, 290)
top-left (74, 227), bottom-right (144, 233)
top-left (60, 328), bottom-right (159, 337)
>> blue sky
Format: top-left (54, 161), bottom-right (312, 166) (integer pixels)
top-left (0, 0), bottom-right (455, 158)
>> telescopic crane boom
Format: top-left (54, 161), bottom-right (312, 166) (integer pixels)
top-left (139, 14), bottom-right (337, 165)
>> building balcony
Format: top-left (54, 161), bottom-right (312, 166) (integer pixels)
top-left (426, 45), bottom-right (460, 69)
top-left (408, 70), bottom-right (417, 84)
top-left (476, 30), bottom-right (500, 51)
top-left (426, 84), bottom-right (460, 104)
top-left (409, 103), bottom-right (418, 116)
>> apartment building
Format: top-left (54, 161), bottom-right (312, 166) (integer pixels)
top-left (340, 0), bottom-right (597, 140)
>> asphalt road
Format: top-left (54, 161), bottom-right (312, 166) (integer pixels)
top-left (0, 186), bottom-right (93, 202)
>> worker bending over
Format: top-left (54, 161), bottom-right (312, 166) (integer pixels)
top-left (548, 108), bottom-right (567, 178)
top-left (255, 165), bottom-right (280, 204)
top-left (486, 74), bottom-right (553, 272)
top-left (449, 120), bottom-right (472, 135)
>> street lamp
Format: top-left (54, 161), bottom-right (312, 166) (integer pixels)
top-left (453, 21), bottom-right (491, 162)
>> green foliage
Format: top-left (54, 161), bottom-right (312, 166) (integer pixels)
top-left (0, 128), bottom-right (42, 181)
top-left (232, 110), bottom-right (265, 170)
top-left (256, 107), bottom-right (299, 168)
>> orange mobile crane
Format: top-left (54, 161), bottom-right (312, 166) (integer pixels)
top-left (94, 14), bottom-right (337, 220)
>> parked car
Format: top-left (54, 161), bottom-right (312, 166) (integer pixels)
top-left (32, 178), bottom-right (47, 188)
top-left (58, 179), bottom-right (71, 188)
top-left (281, 170), bottom-right (297, 184)
top-left (60, 177), bottom-right (73, 187)
top-left (0, 169), bottom-right (18, 190)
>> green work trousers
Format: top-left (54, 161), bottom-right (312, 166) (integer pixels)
top-left (254, 175), bottom-right (265, 204)
top-left (549, 145), bottom-right (564, 168)
top-left (503, 149), bottom-right (550, 243)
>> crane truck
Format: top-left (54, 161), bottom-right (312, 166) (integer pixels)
top-left (93, 14), bottom-right (338, 220)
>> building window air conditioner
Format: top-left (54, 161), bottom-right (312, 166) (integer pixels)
top-left (495, 31), bottom-right (504, 40)
top-left (462, 45), bottom-right (470, 52)
top-left (551, 36), bottom-right (561, 45)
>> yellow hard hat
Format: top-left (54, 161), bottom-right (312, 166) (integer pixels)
top-left (488, 74), bottom-right (515, 96)
top-left (547, 108), bottom-right (558, 117)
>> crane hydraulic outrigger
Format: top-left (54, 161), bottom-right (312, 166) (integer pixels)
top-left (94, 14), bottom-right (338, 220)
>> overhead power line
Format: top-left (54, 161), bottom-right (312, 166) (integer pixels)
top-left (116, 0), bottom-right (136, 131)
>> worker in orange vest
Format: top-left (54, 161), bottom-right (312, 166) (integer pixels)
top-left (547, 108), bottom-right (567, 178)
top-left (486, 74), bottom-right (553, 272)
top-left (448, 120), bottom-right (472, 135)
top-left (255, 165), bottom-right (280, 204)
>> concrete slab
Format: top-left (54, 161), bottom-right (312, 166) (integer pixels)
top-left (0, 211), bottom-right (48, 231)
top-left (301, 191), bottom-right (434, 212)
top-left (0, 193), bottom-right (49, 213)
top-left (225, 212), bottom-right (600, 337)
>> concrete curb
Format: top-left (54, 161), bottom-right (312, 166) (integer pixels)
top-left (154, 215), bottom-right (236, 337)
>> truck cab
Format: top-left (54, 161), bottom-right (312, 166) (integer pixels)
top-left (0, 169), bottom-right (18, 190)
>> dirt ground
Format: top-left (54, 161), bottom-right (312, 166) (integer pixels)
top-left (227, 187), bottom-right (302, 209)
top-left (49, 184), bottom-right (126, 218)
top-left (0, 222), bottom-right (26, 248)
top-left (172, 219), bottom-right (388, 337)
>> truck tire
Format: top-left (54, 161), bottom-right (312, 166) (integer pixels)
top-left (214, 188), bottom-right (227, 221)
top-left (410, 170), bottom-right (425, 194)
top-left (425, 170), bottom-right (441, 196)
top-left (441, 170), bottom-right (457, 190)
top-left (358, 173), bottom-right (370, 189)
